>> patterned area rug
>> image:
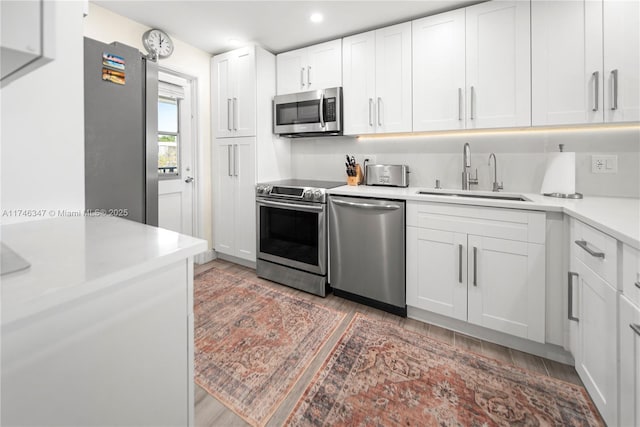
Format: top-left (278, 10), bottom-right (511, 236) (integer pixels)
top-left (287, 313), bottom-right (604, 426)
top-left (194, 268), bottom-right (345, 427)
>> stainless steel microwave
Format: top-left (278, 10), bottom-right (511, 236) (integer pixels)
top-left (273, 87), bottom-right (342, 137)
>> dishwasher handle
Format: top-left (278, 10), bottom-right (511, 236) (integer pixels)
top-left (332, 198), bottom-right (401, 211)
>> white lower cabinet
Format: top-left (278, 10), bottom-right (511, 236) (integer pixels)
top-left (406, 202), bottom-right (545, 343)
top-left (619, 295), bottom-right (640, 427)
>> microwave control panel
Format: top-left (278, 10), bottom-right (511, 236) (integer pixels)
top-left (324, 98), bottom-right (336, 122)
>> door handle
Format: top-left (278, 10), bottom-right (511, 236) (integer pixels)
top-left (574, 240), bottom-right (605, 259)
top-left (227, 145), bottom-right (233, 177)
top-left (592, 71), bottom-right (599, 112)
top-left (301, 67), bottom-right (305, 88)
top-left (307, 66), bottom-right (311, 86)
top-left (470, 86), bottom-right (475, 120)
top-left (568, 272), bottom-right (579, 322)
top-left (377, 97), bottom-right (382, 127)
top-left (611, 69), bottom-right (618, 110)
top-left (458, 244), bottom-right (463, 283)
top-left (331, 198), bottom-right (401, 210)
top-left (184, 176), bottom-right (194, 183)
top-left (458, 88), bottom-right (463, 121)
top-left (368, 98), bottom-right (374, 126)
top-left (631, 324), bottom-right (640, 337)
top-left (233, 97), bottom-right (238, 130)
top-left (472, 246), bottom-right (477, 286)
top-left (233, 144), bottom-right (238, 176)
top-left (227, 98), bottom-right (232, 131)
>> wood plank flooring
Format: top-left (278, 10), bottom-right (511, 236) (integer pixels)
top-left (193, 259), bottom-right (582, 427)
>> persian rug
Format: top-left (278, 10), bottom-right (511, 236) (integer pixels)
top-left (194, 268), bottom-right (346, 427)
top-left (287, 313), bottom-right (604, 427)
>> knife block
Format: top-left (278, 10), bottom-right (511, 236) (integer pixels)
top-left (347, 164), bottom-right (363, 186)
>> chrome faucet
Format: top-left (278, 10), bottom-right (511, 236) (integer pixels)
top-left (488, 153), bottom-right (504, 192)
top-left (462, 143), bottom-right (478, 190)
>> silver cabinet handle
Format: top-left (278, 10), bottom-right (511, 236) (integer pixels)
top-left (631, 324), bottom-right (640, 336)
top-left (319, 92), bottom-right (325, 128)
top-left (458, 88), bottom-right (463, 121)
top-left (458, 244), bottom-right (463, 283)
top-left (635, 281), bottom-right (640, 289)
top-left (377, 97), bottom-right (382, 126)
top-left (184, 176), bottom-right (194, 183)
top-left (331, 198), bottom-right (401, 210)
top-left (301, 67), bottom-right (305, 88)
top-left (307, 66), bottom-right (311, 86)
top-left (611, 69), bottom-right (618, 110)
top-left (233, 144), bottom-right (238, 176)
top-left (368, 98), bottom-right (374, 126)
top-left (227, 145), bottom-right (232, 176)
top-left (227, 98), bottom-right (232, 131)
top-left (592, 71), bottom-right (599, 111)
top-left (233, 98), bottom-right (238, 130)
top-left (470, 86), bottom-right (475, 120)
top-left (568, 272), bottom-right (579, 321)
top-left (575, 240), bottom-right (605, 259)
top-left (472, 246), bottom-right (478, 286)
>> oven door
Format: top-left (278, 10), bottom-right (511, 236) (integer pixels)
top-left (273, 87), bottom-right (342, 135)
top-left (256, 198), bottom-right (326, 275)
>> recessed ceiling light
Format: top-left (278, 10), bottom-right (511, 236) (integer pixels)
top-left (310, 13), bottom-right (323, 23)
top-left (228, 38), bottom-right (240, 46)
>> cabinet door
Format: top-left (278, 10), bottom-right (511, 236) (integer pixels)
top-left (306, 39), bottom-right (342, 91)
top-left (213, 143), bottom-right (236, 255)
top-left (406, 227), bottom-right (467, 321)
top-left (466, 1), bottom-right (531, 129)
top-left (604, 0), bottom-right (640, 122)
top-left (211, 54), bottom-right (234, 138)
top-left (232, 47), bottom-right (256, 137)
top-left (342, 30), bottom-right (377, 135)
top-left (574, 258), bottom-right (618, 426)
top-left (375, 22), bottom-right (412, 133)
top-left (619, 295), bottom-right (640, 427)
top-left (531, 0), bottom-right (603, 125)
top-left (412, 10), bottom-right (466, 131)
top-left (276, 47), bottom-right (307, 95)
top-left (467, 235), bottom-right (545, 343)
top-left (233, 139), bottom-right (256, 261)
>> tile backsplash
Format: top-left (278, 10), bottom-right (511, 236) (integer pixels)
top-left (290, 126), bottom-right (640, 198)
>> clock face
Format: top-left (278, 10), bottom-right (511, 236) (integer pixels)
top-left (143, 29), bottom-right (174, 59)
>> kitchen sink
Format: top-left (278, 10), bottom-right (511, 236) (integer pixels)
top-left (416, 190), bottom-right (531, 202)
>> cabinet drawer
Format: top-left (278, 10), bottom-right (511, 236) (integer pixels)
top-left (623, 244), bottom-right (640, 306)
top-left (571, 219), bottom-right (617, 286)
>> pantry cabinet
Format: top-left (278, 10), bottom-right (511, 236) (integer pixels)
top-left (406, 202), bottom-right (545, 343)
top-left (276, 39), bottom-right (342, 95)
top-left (532, 0), bottom-right (639, 125)
top-left (343, 22), bottom-right (412, 135)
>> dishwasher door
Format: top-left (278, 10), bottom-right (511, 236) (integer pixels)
top-left (328, 195), bottom-right (406, 315)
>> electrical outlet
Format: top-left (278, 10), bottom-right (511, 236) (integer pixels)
top-left (362, 154), bottom-right (377, 164)
top-left (591, 154), bottom-right (618, 174)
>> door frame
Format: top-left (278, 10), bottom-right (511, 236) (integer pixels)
top-left (158, 66), bottom-right (207, 263)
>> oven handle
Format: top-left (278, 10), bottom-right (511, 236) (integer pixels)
top-left (257, 199), bottom-right (324, 212)
top-left (332, 198), bottom-right (401, 210)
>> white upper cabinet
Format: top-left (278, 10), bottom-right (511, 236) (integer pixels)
top-left (343, 22), bottom-right (412, 135)
top-left (276, 39), bottom-right (342, 95)
top-left (465, 1), bottom-right (531, 129)
top-left (413, 9), bottom-right (466, 131)
top-left (603, 0), bottom-right (640, 122)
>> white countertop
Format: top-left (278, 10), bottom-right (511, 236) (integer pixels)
top-left (328, 185), bottom-right (640, 250)
top-left (1, 216), bottom-right (207, 325)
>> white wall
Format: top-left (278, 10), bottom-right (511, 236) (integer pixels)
top-left (291, 126), bottom-right (640, 198)
top-left (83, 3), bottom-right (213, 250)
top-left (1, 1), bottom-right (86, 224)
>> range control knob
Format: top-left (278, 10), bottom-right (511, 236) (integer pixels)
top-left (313, 190), bottom-right (323, 201)
top-left (303, 190), bottom-right (313, 200)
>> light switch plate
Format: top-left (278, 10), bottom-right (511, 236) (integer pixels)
top-left (591, 154), bottom-right (618, 174)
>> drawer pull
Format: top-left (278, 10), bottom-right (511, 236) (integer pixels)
top-left (568, 272), bottom-right (579, 322)
top-left (631, 324), bottom-right (640, 337)
top-left (575, 240), bottom-right (605, 259)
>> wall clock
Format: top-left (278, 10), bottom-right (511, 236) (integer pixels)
top-left (142, 28), bottom-right (174, 60)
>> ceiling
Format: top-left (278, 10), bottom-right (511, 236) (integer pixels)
top-left (92, 1), bottom-right (481, 55)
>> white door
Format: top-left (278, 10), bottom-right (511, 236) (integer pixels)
top-left (342, 30), bottom-right (376, 135)
top-left (412, 9), bottom-right (466, 131)
top-left (619, 295), bottom-right (640, 427)
top-left (467, 235), bottom-right (545, 343)
top-left (375, 22), bottom-right (412, 133)
top-left (604, 0), bottom-right (640, 122)
top-left (157, 72), bottom-right (194, 236)
top-left (211, 52), bottom-right (233, 138)
top-left (232, 47), bottom-right (256, 137)
top-left (466, 0), bottom-right (531, 129)
top-left (306, 39), bottom-right (342, 91)
top-left (531, 0), bottom-right (603, 125)
top-left (276, 47), bottom-right (307, 95)
top-left (213, 141), bottom-right (236, 255)
top-left (406, 227), bottom-right (467, 321)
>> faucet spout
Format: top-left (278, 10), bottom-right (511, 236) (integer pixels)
top-left (488, 153), bottom-right (503, 192)
top-left (463, 143), bottom-right (471, 168)
top-left (462, 143), bottom-right (478, 190)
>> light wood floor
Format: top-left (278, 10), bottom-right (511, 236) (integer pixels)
top-left (193, 259), bottom-right (583, 427)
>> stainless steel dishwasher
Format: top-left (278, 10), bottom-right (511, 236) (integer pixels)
top-left (328, 195), bottom-right (406, 316)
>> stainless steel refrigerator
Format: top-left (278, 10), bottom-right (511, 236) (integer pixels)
top-left (84, 37), bottom-right (158, 226)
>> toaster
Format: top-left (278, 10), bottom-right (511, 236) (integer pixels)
top-left (365, 164), bottom-right (409, 187)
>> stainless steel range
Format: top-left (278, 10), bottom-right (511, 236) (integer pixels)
top-left (256, 179), bottom-right (344, 296)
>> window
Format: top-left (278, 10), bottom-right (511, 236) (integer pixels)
top-left (158, 96), bottom-right (179, 176)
